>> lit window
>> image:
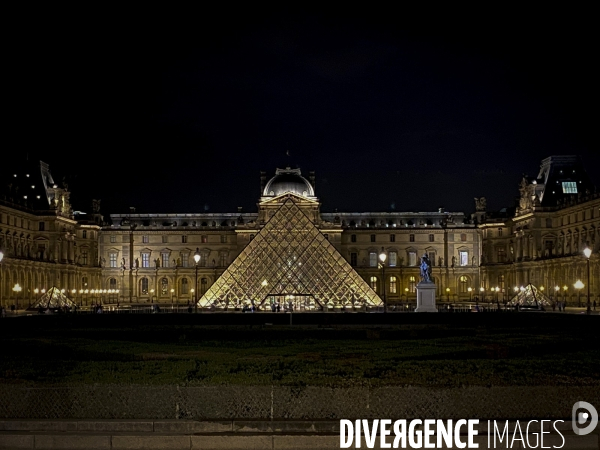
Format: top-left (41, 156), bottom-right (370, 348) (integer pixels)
top-left (390, 276), bottom-right (397, 294)
top-left (388, 251), bottom-right (397, 267)
top-left (562, 181), bottom-right (577, 193)
top-left (140, 278), bottom-right (149, 294)
top-left (459, 276), bottom-right (468, 293)
top-left (408, 251), bottom-right (417, 266)
top-left (409, 276), bottom-right (416, 293)
top-left (370, 276), bottom-right (377, 291)
top-left (109, 253), bottom-right (117, 268)
top-left (110, 235), bottom-right (116, 243)
top-left (182, 253), bottom-right (189, 267)
top-left (369, 252), bottom-right (377, 267)
top-left (142, 253), bottom-right (150, 268)
top-left (459, 251), bottom-right (469, 266)
top-left (143, 235), bottom-right (149, 243)
top-left (162, 253), bottom-right (169, 268)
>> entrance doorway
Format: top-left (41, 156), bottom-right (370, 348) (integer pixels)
top-left (264, 294), bottom-right (321, 311)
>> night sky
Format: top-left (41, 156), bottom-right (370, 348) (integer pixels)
top-left (8, 6), bottom-right (597, 217)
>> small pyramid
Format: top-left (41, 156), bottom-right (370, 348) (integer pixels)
top-left (508, 283), bottom-right (553, 306)
top-left (30, 287), bottom-right (77, 309)
top-left (198, 196), bottom-right (382, 309)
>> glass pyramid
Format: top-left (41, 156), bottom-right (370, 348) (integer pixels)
top-left (507, 283), bottom-right (553, 306)
top-left (198, 196), bottom-right (382, 310)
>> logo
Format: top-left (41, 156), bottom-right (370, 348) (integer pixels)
top-left (572, 401), bottom-right (598, 436)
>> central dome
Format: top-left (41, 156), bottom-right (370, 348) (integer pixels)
top-left (263, 167), bottom-right (315, 198)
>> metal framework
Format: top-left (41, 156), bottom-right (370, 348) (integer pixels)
top-left (507, 283), bottom-right (552, 306)
top-left (198, 197), bottom-right (382, 310)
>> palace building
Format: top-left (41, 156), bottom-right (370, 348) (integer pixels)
top-left (0, 157), bottom-right (598, 310)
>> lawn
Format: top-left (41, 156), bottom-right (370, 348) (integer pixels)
top-left (1, 313), bottom-right (598, 388)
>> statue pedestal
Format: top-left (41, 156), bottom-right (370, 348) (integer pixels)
top-left (415, 282), bottom-right (437, 312)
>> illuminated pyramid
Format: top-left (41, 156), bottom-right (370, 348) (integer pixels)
top-left (507, 283), bottom-right (552, 307)
top-left (198, 197), bottom-right (382, 310)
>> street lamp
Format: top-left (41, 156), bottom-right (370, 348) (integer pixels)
top-left (574, 280), bottom-right (584, 307)
top-left (479, 286), bottom-right (484, 305)
top-left (495, 286), bottom-right (500, 309)
top-left (170, 288), bottom-right (175, 310)
top-left (584, 247), bottom-right (592, 314)
top-left (468, 287), bottom-right (472, 303)
top-left (194, 248), bottom-right (201, 313)
top-left (563, 285), bottom-right (568, 307)
top-left (378, 247), bottom-right (387, 313)
top-left (445, 287), bottom-right (450, 302)
top-left (150, 289), bottom-right (154, 304)
top-left (13, 283), bottom-right (22, 311)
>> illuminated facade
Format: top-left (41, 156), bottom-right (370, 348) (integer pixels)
top-left (1, 157), bottom-right (597, 310)
top-left (477, 156), bottom-right (600, 306)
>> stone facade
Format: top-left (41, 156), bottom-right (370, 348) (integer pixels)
top-left (1, 157), bottom-right (597, 309)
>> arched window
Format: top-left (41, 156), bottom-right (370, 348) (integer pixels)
top-left (459, 276), bottom-right (468, 293)
top-left (109, 278), bottom-right (117, 290)
top-left (409, 276), bottom-right (416, 293)
top-left (370, 276), bottom-right (377, 291)
top-left (161, 277), bottom-right (168, 295)
top-left (389, 276), bottom-right (397, 294)
top-left (181, 278), bottom-right (189, 294)
top-left (140, 278), bottom-right (149, 294)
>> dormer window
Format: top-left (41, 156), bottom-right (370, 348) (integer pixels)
top-left (562, 182), bottom-right (577, 194)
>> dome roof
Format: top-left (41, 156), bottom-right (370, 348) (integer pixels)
top-left (263, 167), bottom-right (315, 198)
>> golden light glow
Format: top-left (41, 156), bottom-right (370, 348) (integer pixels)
top-left (574, 280), bottom-right (584, 289)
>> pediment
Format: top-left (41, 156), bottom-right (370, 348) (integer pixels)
top-left (259, 192), bottom-right (318, 206)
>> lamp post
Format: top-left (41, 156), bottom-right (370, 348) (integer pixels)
top-left (378, 247), bottom-right (387, 313)
top-left (495, 287), bottom-right (500, 310)
top-left (479, 287), bottom-right (484, 305)
top-left (194, 248), bottom-right (201, 313)
top-left (574, 280), bottom-right (584, 308)
top-left (150, 289), bottom-right (154, 304)
top-left (563, 285), bottom-right (568, 307)
top-left (554, 285), bottom-right (559, 305)
top-left (584, 247), bottom-right (592, 314)
top-left (13, 283), bottom-right (22, 311)
top-left (170, 288), bottom-right (175, 310)
top-left (468, 287), bottom-right (472, 303)
top-left (445, 287), bottom-right (450, 303)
